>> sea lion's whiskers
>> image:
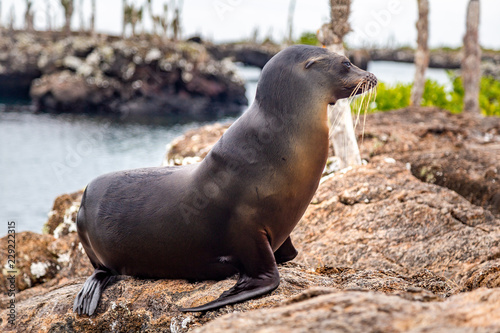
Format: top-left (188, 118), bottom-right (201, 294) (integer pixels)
top-left (360, 85), bottom-right (377, 145)
top-left (348, 80), bottom-right (364, 99)
top-left (348, 80), bottom-right (364, 129)
top-left (353, 82), bottom-right (368, 130)
top-left (331, 79), bottom-right (362, 138)
top-left (329, 98), bottom-right (345, 135)
top-left (360, 87), bottom-right (372, 144)
top-left (338, 79), bottom-right (365, 156)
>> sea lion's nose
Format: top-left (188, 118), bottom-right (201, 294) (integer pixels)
top-left (365, 72), bottom-right (378, 89)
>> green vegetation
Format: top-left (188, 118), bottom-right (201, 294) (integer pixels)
top-left (297, 32), bottom-right (319, 46)
top-left (479, 76), bottom-right (500, 116)
top-left (430, 46), bottom-right (462, 52)
top-left (370, 82), bottom-right (411, 111)
top-left (365, 75), bottom-right (500, 116)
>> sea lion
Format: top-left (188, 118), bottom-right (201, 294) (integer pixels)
top-left (73, 45), bottom-right (377, 315)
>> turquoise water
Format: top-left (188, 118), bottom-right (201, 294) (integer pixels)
top-left (0, 62), bottom-right (447, 233)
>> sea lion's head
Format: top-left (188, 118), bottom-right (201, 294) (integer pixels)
top-left (256, 45), bottom-right (377, 110)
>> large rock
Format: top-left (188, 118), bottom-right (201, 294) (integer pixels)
top-left (0, 32), bottom-right (43, 97)
top-left (361, 107), bottom-right (500, 217)
top-left (0, 31), bottom-right (247, 118)
top-left (2, 263), bottom-right (441, 332)
top-left (163, 122), bottom-right (231, 166)
top-left (293, 156), bottom-right (500, 285)
top-left (207, 43), bottom-right (281, 69)
top-left (43, 190), bottom-right (84, 237)
top-left (0, 232), bottom-right (58, 293)
top-left (1, 157), bottom-right (500, 331)
top-left (195, 288), bottom-right (500, 333)
top-left (0, 190), bottom-right (89, 295)
top-left (30, 37), bottom-right (247, 118)
top-left (2, 107), bottom-right (500, 331)
top-left (0, 231), bottom-right (92, 297)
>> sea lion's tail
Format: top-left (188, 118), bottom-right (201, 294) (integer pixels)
top-left (73, 268), bottom-right (114, 316)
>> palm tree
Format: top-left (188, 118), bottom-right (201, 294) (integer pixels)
top-left (78, 0), bottom-right (84, 31)
top-left (170, 0), bottom-right (184, 41)
top-left (147, 0), bottom-right (161, 36)
top-left (462, 0), bottom-right (481, 114)
top-left (171, 8), bottom-right (180, 41)
top-left (287, 0), bottom-right (296, 45)
top-left (25, 0), bottom-right (35, 32)
top-left (60, 0), bottom-right (74, 36)
top-left (90, 0), bottom-right (96, 36)
top-left (410, 0), bottom-right (429, 106)
top-left (122, 0), bottom-right (126, 37)
top-left (319, 0), bottom-right (360, 169)
top-left (159, 3), bottom-right (169, 39)
top-left (0, 0), bottom-right (2, 35)
top-left (123, 2), bottom-right (143, 37)
top-left (8, 3), bottom-right (15, 30)
top-left (45, 0), bottom-right (53, 31)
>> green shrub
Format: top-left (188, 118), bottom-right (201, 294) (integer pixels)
top-left (369, 82), bottom-right (411, 111)
top-left (297, 32), bottom-right (319, 46)
top-left (478, 76), bottom-right (500, 116)
top-left (365, 75), bottom-right (500, 116)
top-left (421, 79), bottom-right (453, 110)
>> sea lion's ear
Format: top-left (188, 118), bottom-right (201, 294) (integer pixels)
top-left (305, 59), bottom-right (316, 69)
top-left (305, 56), bottom-right (324, 69)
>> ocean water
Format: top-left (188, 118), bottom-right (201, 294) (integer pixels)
top-left (0, 61), bottom-right (448, 233)
top-left (368, 61), bottom-right (452, 88)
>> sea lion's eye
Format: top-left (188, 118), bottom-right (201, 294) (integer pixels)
top-left (343, 61), bottom-right (352, 69)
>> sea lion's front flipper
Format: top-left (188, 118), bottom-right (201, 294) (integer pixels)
top-left (274, 236), bottom-right (298, 264)
top-left (180, 231), bottom-right (280, 312)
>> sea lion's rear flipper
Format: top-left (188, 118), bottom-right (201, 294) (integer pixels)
top-left (274, 236), bottom-right (298, 264)
top-left (73, 268), bottom-right (114, 316)
top-left (180, 231), bottom-right (280, 312)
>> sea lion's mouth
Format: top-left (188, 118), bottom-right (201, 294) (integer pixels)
top-left (329, 73), bottom-right (378, 106)
top-left (347, 73), bottom-right (378, 96)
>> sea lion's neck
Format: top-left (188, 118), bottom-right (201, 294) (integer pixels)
top-left (198, 98), bottom-right (330, 186)
top-left (252, 97), bottom-right (330, 149)
top-left (239, 99), bottom-right (329, 174)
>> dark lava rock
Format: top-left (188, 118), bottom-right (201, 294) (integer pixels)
top-left (0, 32), bottom-right (247, 118)
top-left (207, 43), bottom-right (281, 69)
top-left (0, 32), bottom-right (42, 98)
top-left (31, 37), bottom-right (247, 118)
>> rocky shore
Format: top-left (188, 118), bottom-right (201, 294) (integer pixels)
top-left (1, 107), bottom-right (499, 332)
top-left (1, 30), bottom-right (500, 123)
top-left (207, 43), bottom-right (500, 73)
top-left (370, 47), bottom-right (500, 69)
top-left (0, 31), bottom-right (247, 118)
